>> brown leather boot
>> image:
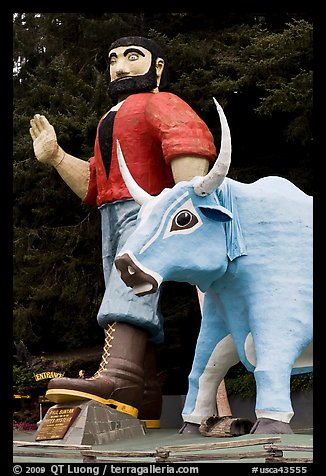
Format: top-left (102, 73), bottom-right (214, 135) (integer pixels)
top-left (46, 322), bottom-right (147, 418)
top-left (138, 344), bottom-right (162, 429)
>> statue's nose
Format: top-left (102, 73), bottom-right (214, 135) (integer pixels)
top-left (115, 253), bottom-right (159, 296)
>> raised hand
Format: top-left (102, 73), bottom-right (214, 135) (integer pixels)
top-left (29, 114), bottom-right (64, 166)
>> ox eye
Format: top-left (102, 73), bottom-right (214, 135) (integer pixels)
top-left (171, 210), bottom-right (198, 231)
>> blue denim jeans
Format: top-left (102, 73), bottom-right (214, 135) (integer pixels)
top-left (97, 199), bottom-right (164, 344)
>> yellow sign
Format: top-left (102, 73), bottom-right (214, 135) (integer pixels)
top-left (34, 371), bottom-right (65, 381)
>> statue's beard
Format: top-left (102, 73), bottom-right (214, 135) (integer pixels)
top-left (107, 62), bottom-right (158, 101)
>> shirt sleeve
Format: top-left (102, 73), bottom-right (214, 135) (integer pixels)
top-left (145, 92), bottom-right (216, 164)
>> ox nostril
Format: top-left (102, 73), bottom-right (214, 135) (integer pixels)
top-left (128, 265), bottom-right (136, 275)
top-left (115, 252), bottom-right (160, 296)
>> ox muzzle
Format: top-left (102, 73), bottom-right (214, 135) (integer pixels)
top-left (115, 253), bottom-right (160, 297)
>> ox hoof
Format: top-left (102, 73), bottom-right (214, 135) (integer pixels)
top-left (179, 422), bottom-right (200, 434)
top-left (199, 416), bottom-right (253, 437)
top-left (250, 418), bottom-right (294, 434)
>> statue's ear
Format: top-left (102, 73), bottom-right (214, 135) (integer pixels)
top-left (156, 58), bottom-right (164, 86)
top-left (198, 204), bottom-right (233, 222)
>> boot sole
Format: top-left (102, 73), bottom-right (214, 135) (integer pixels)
top-left (46, 389), bottom-right (138, 417)
top-left (141, 419), bottom-right (160, 429)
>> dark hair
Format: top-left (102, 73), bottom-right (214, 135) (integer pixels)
top-left (109, 36), bottom-right (169, 89)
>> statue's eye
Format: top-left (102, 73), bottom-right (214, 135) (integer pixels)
top-left (171, 210), bottom-right (198, 231)
top-left (128, 53), bottom-right (139, 61)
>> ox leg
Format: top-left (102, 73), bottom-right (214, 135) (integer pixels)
top-left (180, 291), bottom-right (239, 432)
top-left (251, 364), bottom-right (295, 434)
top-left (197, 289), bottom-right (232, 418)
top-left (251, 326), bottom-right (311, 434)
top-left (251, 343), bottom-right (310, 434)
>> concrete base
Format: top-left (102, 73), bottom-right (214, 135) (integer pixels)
top-left (35, 400), bottom-right (146, 445)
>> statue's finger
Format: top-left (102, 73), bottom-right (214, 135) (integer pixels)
top-left (29, 127), bottom-right (36, 141)
top-left (30, 115), bottom-right (43, 135)
top-left (30, 118), bottom-right (40, 137)
top-left (39, 115), bottom-right (51, 128)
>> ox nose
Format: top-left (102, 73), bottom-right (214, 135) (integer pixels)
top-left (115, 253), bottom-right (159, 296)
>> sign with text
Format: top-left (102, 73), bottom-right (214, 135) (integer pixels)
top-left (35, 406), bottom-right (81, 441)
top-left (34, 371), bottom-right (65, 381)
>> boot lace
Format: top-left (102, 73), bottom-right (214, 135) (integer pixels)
top-left (90, 323), bottom-right (116, 379)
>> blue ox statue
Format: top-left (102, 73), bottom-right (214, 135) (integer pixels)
top-left (115, 99), bottom-right (313, 434)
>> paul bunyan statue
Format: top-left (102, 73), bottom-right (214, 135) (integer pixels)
top-left (29, 36), bottom-right (225, 430)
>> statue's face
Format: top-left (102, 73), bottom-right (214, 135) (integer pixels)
top-left (107, 44), bottom-right (164, 101)
top-left (109, 45), bottom-right (152, 81)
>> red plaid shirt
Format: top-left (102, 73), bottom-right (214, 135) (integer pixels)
top-left (83, 92), bottom-right (216, 206)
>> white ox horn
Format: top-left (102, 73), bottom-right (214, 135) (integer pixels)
top-left (193, 97), bottom-right (231, 196)
top-left (116, 140), bottom-right (152, 205)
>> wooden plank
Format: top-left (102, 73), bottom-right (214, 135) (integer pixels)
top-left (155, 450), bottom-right (270, 462)
top-left (13, 440), bottom-right (92, 449)
top-left (156, 436), bottom-right (281, 453)
top-left (264, 444), bottom-right (313, 452)
top-left (80, 437), bottom-right (282, 463)
top-left (13, 450), bottom-right (82, 460)
top-left (80, 437), bottom-right (281, 461)
top-left (83, 458), bottom-right (157, 463)
top-left (81, 449), bottom-right (157, 458)
top-left (266, 457), bottom-right (313, 463)
top-left (81, 451), bottom-right (270, 463)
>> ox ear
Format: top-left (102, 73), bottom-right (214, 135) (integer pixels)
top-left (198, 204), bottom-right (233, 222)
